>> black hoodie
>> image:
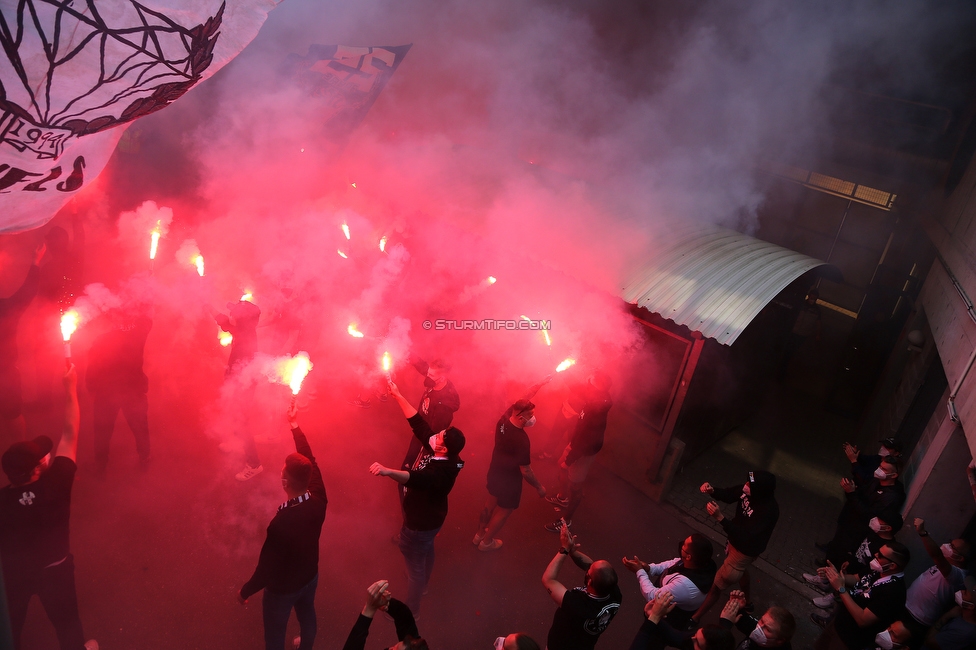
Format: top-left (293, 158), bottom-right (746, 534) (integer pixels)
top-left (712, 470), bottom-right (780, 557)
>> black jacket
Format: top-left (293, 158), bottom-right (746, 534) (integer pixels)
top-left (241, 426), bottom-right (327, 598)
top-left (402, 414), bottom-right (463, 531)
top-left (713, 472), bottom-right (779, 557)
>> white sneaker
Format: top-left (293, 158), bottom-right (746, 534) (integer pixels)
top-left (85, 641), bottom-right (99, 650)
top-left (236, 464), bottom-right (263, 481)
top-left (802, 572), bottom-right (830, 590)
top-left (812, 593), bottom-right (837, 609)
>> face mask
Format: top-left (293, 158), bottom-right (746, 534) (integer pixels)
top-left (423, 376), bottom-right (436, 388)
top-left (748, 625), bottom-right (768, 647)
top-left (428, 435), bottom-right (442, 452)
top-left (942, 543), bottom-right (962, 561)
top-left (878, 446), bottom-right (890, 457)
top-left (874, 467), bottom-right (889, 480)
top-left (869, 558), bottom-right (885, 573)
top-left (493, 637), bottom-right (506, 650)
top-left (875, 630), bottom-right (894, 650)
top-left (522, 416), bottom-right (537, 427)
top-left (868, 517), bottom-right (883, 533)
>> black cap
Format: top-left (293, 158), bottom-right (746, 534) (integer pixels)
top-left (2, 436), bottom-right (54, 484)
top-left (880, 437), bottom-right (903, 454)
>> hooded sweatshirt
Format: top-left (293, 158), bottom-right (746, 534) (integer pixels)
top-left (712, 470), bottom-right (780, 557)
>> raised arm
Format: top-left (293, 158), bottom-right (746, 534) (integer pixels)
top-left (522, 375), bottom-right (553, 402)
top-left (915, 518), bottom-right (953, 578)
top-left (389, 381), bottom-right (419, 419)
top-left (288, 404), bottom-right (326, 502)
top-left (542, 551), bottom-right (570, 606)
top-left (56, 364), bottom-right (80, 461)
top-left (341, 580), bottom-right (391, 650)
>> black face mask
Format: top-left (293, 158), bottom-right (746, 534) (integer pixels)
top-left (424, 376), bottom-right (436, 388)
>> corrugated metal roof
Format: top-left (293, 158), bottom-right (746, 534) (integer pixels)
top-left (621, 225), bottom-right (832, 346)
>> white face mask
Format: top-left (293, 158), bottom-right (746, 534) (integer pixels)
top-left (942, 543), bottom-right (963, 562)
top-left (748, 624), bottom-right (768, 646)
top-left (868, 517), bottom-right (883, 533)
top-left (522, 416), bottom-right (537, 427)
top-left (493, 637), bottom-right (506, 650)
top-left (875, 630), bottom-right (895, 650)
top-left (955, 590), bottom-right (974, 608)
top-left (878, 446), bottom-right (891, 457)
top-left (869, 558), bottom-right (885, 573)
top-left (874, 467), bottom-right (890, 480)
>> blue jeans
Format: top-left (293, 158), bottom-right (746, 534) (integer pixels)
top-left (398, 525), bottom-right (440, 615)
top-left (262, 574), bottom-right (318, 650)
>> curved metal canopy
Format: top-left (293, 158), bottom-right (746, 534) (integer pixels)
top-left (621, 224), bottom-right (834, 346)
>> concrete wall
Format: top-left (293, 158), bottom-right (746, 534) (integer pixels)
top-left (921, 153), bottom-right (976, 458)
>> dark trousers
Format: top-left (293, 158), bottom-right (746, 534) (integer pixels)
top-left (398, 525), bottom-right (439, 616)
top-left (93, 388), bottom-right (150, 469)
top-left (262, 574), bottom-right (318, 650)
top-left (6, 554), bottom-right (86, 650)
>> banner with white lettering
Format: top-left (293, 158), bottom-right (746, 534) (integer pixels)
top-left (0, 0), bottom-right (280, 233)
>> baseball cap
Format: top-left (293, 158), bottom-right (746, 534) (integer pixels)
top-left (2, 436), bottom-right (54, 484)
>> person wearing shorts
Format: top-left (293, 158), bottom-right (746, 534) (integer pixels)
top-left (693, 470), bottom-right (780, 623)
top-left (473, 399), bottom-right (546, 551)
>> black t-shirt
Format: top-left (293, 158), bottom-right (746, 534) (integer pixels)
top-left (402, 414), bottom-right (463, 531)
top-left (834, 572), bottom-right (906, 650)
top-left (548, 585), bottom-right (622, 650)
top-left (86, 316), bottom-right (152, 393)
top-left (0, 456), bottom-right (75, 571)
top-left (487, 417), bottom-right (531, 485)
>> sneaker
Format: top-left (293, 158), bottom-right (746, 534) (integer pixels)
top-left (85, 642), bottom-right (99, 650)
top-left (544, 519), bottom-right (571, 533)
top-left (478, 538), bottom-right (503, 551)
top-left (802, 572), bottom-right (830, 590)
top-left (236, 464), bottom-right (264, 481)
top-left (472, 530), bottom-right (486, 546)
top-left (350, 397), bottom-right (371, 408)
top-left (812, 593), bottom-right (837, 609)
top-left (810, 610), bottom-right (832, 629)
top-left (545, 495), bottom-right (570, 508)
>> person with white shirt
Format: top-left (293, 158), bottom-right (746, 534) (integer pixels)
top-left (623, 534), bottom-right (716, 630)
top-left (903, 518), bottom-right (969, 646)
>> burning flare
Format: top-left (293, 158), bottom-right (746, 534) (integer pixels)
top-left (379, 236), bottom-right (387, 252)
top-left (240, 292), bottom-right (253, 302)
top-left (338, 250), bottom-right (348, 259)
top-left (60, 310), bottom-right (79, 342)
top-left (149, 228), bottom-right (160, 260)
top-left (194, 255), bottom-right (205, 277)
top-left (218, 331), bottom-right (233, 347)
top-left (341, 223), bottom-right (351, 240)
top-left (487, 276), bottom-right (497, 284)
top-left (382, 351), bottom-right (392, 379)
top-left (348, 323), bottom-right (365, 338)
top-left (555, 358), bottom-right (576, 373)
top-left (543, 330), bottom-right (552, 347)
top-left (278, 352), bottom-right (313, 396)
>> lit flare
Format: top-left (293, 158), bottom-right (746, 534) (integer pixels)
top-left (60, 310), bottom-right (79, 342)
top-left (341, 223), bottom-right (351, 240)
top-left (194, 255), bottom-right (204, 277)
top-left (382, 351), bottom-right (392, 380)
top-left (348, 323), bottom-right (365, 338)
top-left (219, 331), bottom-right (233, 347)
top-left (283, 352), bottom-right (313, 396)
top-left (149, 229), bottom-right (160, 260)
top-left (240, 292), bottom-right (253, 302)
top-left (555, 358), bottom-right (576, 373)
top-left (338, 250), bottom-right (348, 259)
top-left (379, 236), bottom-right (387, 252)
